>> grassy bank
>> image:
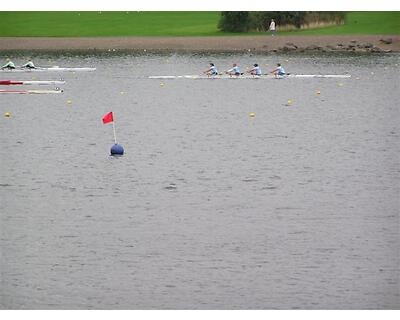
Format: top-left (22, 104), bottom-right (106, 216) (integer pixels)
top-left (0, 11), bottom-right (398, 37)
top-left (0, 12), bottom-right (222, 36)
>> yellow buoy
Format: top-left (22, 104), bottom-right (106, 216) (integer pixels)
top-left (67, 100), bottom-right (72, 104)
top-left (4, 112), bottom-right (11, 117)
top-left (316, 90), bottom-right (321, 95)
top-left (286, 99), bottom-right (293, 106)
top-left (249, 112), bottom-right (256, 118)
top-left (120, 91), bottom-right (125, 95)
top-left (338, 83), bottom-right (343, 87)
top-left (160, 82), bottom-right (164, 87)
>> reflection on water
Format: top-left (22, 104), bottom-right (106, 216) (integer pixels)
top-left (0, 52), bottom-right (399, 309)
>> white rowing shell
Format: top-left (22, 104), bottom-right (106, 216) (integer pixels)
top-left (149, 74), bottom-right (351, 79)
top-left (0, 80), bottom-right (66, 85)
top-left (0, 89), bottom-right (64, 94)
top-left (0, 67), bottom-right (96, 72)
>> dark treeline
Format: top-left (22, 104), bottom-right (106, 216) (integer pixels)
top-left (218, 12), bottom-right (346, 32)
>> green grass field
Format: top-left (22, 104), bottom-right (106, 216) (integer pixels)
top-left (0, 11), bottom-right (398, 37)
top-left (0, 12), bottom-right (222, 37)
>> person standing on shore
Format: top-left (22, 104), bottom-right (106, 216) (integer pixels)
top-left (269, 19), bottom-right (276, 36)
top-left (1, 58), bottom-right (16, 69)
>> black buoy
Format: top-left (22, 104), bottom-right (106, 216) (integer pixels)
top-left (110, 143), bottom-right (124, 156)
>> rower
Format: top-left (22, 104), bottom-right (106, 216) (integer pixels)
top-left (1, 58), bottom-right (16, 70)
top-left (226, 63), bottom-right (241, 76)
top-left (22, 59), bottom-right (36, 69)
top-left (271, 63), bottom-right (286, 77)
top-left (248, 63), bottom-right (262, 76)
top-left (204, 63), bottom-right (218, 76)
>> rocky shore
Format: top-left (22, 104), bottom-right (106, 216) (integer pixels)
top-left (0, 35), bottom-right (398, 53)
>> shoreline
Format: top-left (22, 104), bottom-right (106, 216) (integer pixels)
top-left (0, 35), bottom-right (399, 53)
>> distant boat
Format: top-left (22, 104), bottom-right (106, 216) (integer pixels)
top-left (0, 80), bottom-right (66, 85)
top-left (0, 89), bottom-right (64, 94)
top-left (0, 66), bottom-right (96, 72)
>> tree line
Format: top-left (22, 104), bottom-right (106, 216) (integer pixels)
top-left (218, 12), bottom-right (345, 32)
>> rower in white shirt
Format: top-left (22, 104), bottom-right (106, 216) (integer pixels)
top-left (271, 63), bottom-right (286, 77)
top-left (226, 63), bottom-right (241, 76)
top-left (22, 59), bottom-right (36, 69)
top-left (247, 63), bottom-right (262, 76)
top-left (204, 63), bottom-right (218, 76)
top-left (1, 58), bottom-right (16, 69)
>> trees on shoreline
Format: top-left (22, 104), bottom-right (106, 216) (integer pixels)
top-left (218, 12), bottom-right (345, 33)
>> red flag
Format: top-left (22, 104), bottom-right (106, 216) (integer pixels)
top-left (102, 112), bottom-right (113, 124)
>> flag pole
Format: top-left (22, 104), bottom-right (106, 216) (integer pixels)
top-left (112, 121), bottom-right (117, 144)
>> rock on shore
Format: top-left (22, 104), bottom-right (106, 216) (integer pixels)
top-left (0, 35), bottom-right (398, 53)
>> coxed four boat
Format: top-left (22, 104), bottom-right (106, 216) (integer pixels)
top-left (149, 74), bottom-right (351, 79)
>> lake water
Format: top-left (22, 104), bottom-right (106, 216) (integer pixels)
top-left (0, 52), bottom-right (399, 309)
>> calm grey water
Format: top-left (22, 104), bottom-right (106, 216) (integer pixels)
top-left (0, 52), bottom-right (399, 309)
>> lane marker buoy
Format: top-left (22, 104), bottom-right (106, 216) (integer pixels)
top-left (111, 143), bottom-right (124, 156)
top-left (102, 111), bottom-right (124, 156)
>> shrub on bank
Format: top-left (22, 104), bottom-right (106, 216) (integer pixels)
top-left (218, 11), bottom-right (251, 32)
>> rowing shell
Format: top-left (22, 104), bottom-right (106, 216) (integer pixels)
top-left (149, 74), bottom-right (351, 79)
top-left (0, 89), bottom-right (64, 94)
top-left (0, 67), bottom-right (96, 72)
top-left (0, 80), bottom-right (66, 85)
